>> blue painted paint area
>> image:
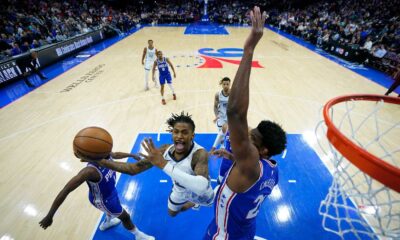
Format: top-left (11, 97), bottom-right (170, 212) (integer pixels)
top-left (0, 27), bottom-right (143, 109)
top-left (92, 133), bottom-right (373, 240)
top-left (184, 24), bottom-right (229, 35)
top-left (198, 48), bottom-right (243, 58)
top-left (266, 25), bottom-right (399, 95)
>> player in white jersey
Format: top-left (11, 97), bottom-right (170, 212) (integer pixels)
top-left (92, 112), bottom-right (214, 217)
top-left (141, 39), bottom-right (158, 91)
top-left (211, 77), bottom-right (231, 153)
top-left (39, 152), bottom-right (154, 240)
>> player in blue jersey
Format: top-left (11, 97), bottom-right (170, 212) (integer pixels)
top-left (39, 152), bottom-right (154, 240)
top-left (152, 50), bottom-right (177, 105)
top-left (204, 7), bottom-right (287, 240)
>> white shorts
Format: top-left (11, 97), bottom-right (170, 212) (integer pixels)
top-left (167, 184), bottom-right (215, 212)
top-left (144, 61), bottom-right (155, 71)
top-left (216, 118), bottom-right (227, 131)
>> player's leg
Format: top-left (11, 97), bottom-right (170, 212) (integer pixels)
top-left (97, 194), bottom-right (154, 239)
top-left (211, 120), bottom-right (227, 152)
top-left (159, 74), bottom-right (167, 104)
top-left (153, 68), bottom-right (158, 88)
top-left (88, 195), bottom-right (121, 231)
top-left (166, 74), bottom-right (176, 100)
top-left (118, 209), bottom-right (155, 240)
top-left (167, 190), bottom-right (187, 217)
top-left (144, 70), bottom-right (150, 91)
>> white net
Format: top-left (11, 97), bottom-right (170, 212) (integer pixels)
top-left (315, 96), bottom-right (400, 239)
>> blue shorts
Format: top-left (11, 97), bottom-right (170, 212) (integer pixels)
top-left (89, 193), bottom-right (123, 218)
top-left (159, 73), bottom-right (172, 85)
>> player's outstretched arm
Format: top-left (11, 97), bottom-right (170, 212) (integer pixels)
top-left (94, 158), bottom-right (153, 176)
top-left (141, 138), bottom-right (210, 195)
top-left (166, 58), bottom-right (176, 78)
top-left (227, 6), bottom-right (266, 177)
top-left (111, 152), bottom-right (141, 161)
top-left (39, 167), bottom-right (98, 229)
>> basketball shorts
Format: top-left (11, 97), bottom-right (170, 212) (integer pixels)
top-left (144, 60), bottom-right (155, 71)
top-left (159, 73), bottom-right (172, 85)
top-left (216, 118), bottom-right (227, 131)
top-left (168, 184), bottom-right (215, 212)
top-left (89, 192), bottom-right (123, 218)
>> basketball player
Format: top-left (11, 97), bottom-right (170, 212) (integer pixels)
top-left (211, 77), bottom-right (231, 153)
top-left (204, 7), bottom-right (287, 239)
top-left (152, 51), bottom-right (177, 105)
top-left (39, 152), bottom-right (154, 240)
top-left (141, 40), bottom-right (158, 91)
top-left (384, 67), bottom-right (400, 97)
top-left (89, 112), bottom-right (214, 217)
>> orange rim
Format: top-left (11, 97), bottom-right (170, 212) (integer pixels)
top-left (323, 94), bottom-right (400, 193)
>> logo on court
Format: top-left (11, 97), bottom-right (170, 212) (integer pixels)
top-left (197, 48), bottom-right (263, 68)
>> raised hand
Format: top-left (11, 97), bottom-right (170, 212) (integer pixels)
top-left (39, 215), bottom-right (53, 229)
top-left (140, 138), bottom-right (167, 169)
top-left (244, 6), bottom-right (267, 51)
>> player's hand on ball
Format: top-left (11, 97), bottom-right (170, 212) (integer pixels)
top-left (39, 215), bottom-right (53, 229)
top-left (140, 138), bottom-right (167, 169)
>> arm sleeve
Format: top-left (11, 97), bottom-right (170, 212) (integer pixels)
top-left (163, 162), bottom-right (209, 195)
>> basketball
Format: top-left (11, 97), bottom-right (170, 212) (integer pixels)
top-left (73, 127), bottom-right (113, 160)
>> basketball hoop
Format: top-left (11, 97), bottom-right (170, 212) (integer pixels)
top-left (316, 94), bottom-right (400, 239)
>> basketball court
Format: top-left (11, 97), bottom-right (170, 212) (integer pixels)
top-left (0, 25), bottom-right (398, 240)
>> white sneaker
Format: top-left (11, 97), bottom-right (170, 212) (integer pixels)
top-left (135, 231), bottom-right (155, 240)
top-left (192, 204), bottom-right (200, 210)
top-left (99, 218), bottom-right (121, 231)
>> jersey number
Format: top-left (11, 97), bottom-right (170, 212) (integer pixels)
top-left (246, 195), bottom-right (266, 219)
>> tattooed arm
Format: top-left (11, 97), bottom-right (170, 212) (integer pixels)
top-left (191, 149), bottom-right (210, 179)
top-left (97, 159), bottom-right (153, 176)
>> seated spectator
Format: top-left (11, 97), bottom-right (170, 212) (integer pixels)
top-left (11, 43), bottom-right (22, 56)
top-left (361, 36), bottom-right (373, 51)
top-left (20, 41), bottom-right (31, 52)
top-left (31, 39), bottom-right (41, 49)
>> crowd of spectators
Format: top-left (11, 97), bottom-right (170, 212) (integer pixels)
top-left (0, 0), bottom-right (141, 61)
top-left (1, 0), bottom-right (399, 74)
top-left (205, 0), bottom-right (400, 74)
top-left (265, 0), bottom-right (400, 74)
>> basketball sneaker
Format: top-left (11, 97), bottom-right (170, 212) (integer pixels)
top-left (99, 218), bottom-right (121, 231)
top-left (134, 230), bottom-right (155, 240)
top-left (173, 94), bottom-right (176, 100)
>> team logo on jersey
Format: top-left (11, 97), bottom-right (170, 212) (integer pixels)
top-left (197, 48), bottom-right (263, 68)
